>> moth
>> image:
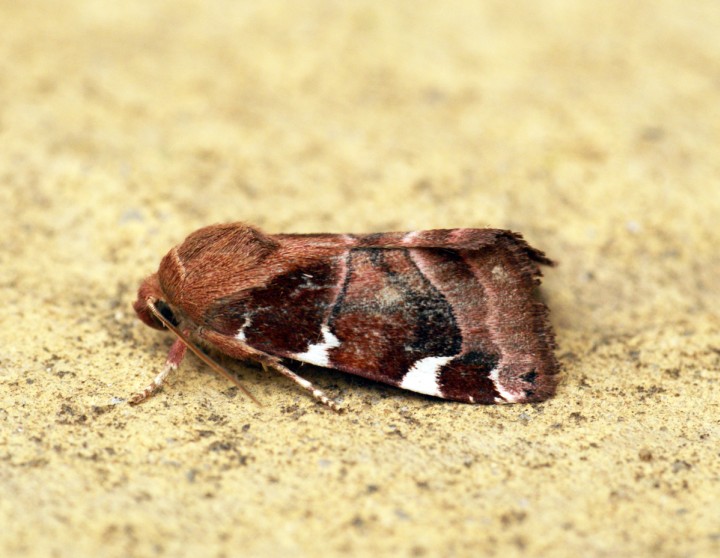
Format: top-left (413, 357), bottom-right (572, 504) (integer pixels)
top-left (132, 223), bottom-right (558, 409)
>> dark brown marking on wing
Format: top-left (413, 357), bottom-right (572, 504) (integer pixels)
top-left (407, 248), bottom-right (500, 357)
top-left (205, 259), bottom-right (341, 354)
top-left (438, 351), bottom-right (500, 403)
top-left (328, 248), bottom-right (462, 384)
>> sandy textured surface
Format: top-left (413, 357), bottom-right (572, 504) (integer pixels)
top-left (2, 1), bottom-right (719, 556)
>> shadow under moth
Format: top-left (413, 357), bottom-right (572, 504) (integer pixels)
top-left (132, 223), bottom-right (558, 410)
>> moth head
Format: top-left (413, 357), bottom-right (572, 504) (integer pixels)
top-left (133, 273), bottom-right (179, 331)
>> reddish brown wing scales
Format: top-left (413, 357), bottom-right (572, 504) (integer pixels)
top-left (202, 245), bottom-right (536, 403)
top-left (327, 248), bottom-right (463, 385)
top-left (163, 224), bottom-right (559, 405)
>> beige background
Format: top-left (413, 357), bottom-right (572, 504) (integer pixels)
top-left (2, 1), bottom-right (719, 556)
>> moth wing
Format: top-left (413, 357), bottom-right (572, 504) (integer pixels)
top-left (201, 231), bottom-right (557, 404)
top-left (356, 228), bottom-right (554, 276)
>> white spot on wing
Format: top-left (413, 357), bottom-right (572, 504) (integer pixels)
top-left (402, 231), bottom-right (421, 245)
top-left (400, 356), bottom-right (453, 397)
top-left (489, 366), bottom-right (522, 403)
top-left (294, 325), bottom-right (340, 367)
top-left (235, 316), bottom-right (252, 342)
top-left (491, 265), bottom-right (510, 282)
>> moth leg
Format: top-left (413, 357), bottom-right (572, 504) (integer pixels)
top-left (198, 328), bottom-right (341, 411)
top-left (130, 337), bottom-right (187, 405)
top-left (262, 361), bottom-right (341, 412)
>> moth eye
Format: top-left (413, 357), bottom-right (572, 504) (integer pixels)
top-left (155, 300), bottom-right (179, 327)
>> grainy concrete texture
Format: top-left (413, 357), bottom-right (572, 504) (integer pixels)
top-left (2, 1), bottom-right (719, 557)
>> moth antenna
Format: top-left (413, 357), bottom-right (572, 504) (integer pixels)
top-left (146, 299), bottom-right (261, 406)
